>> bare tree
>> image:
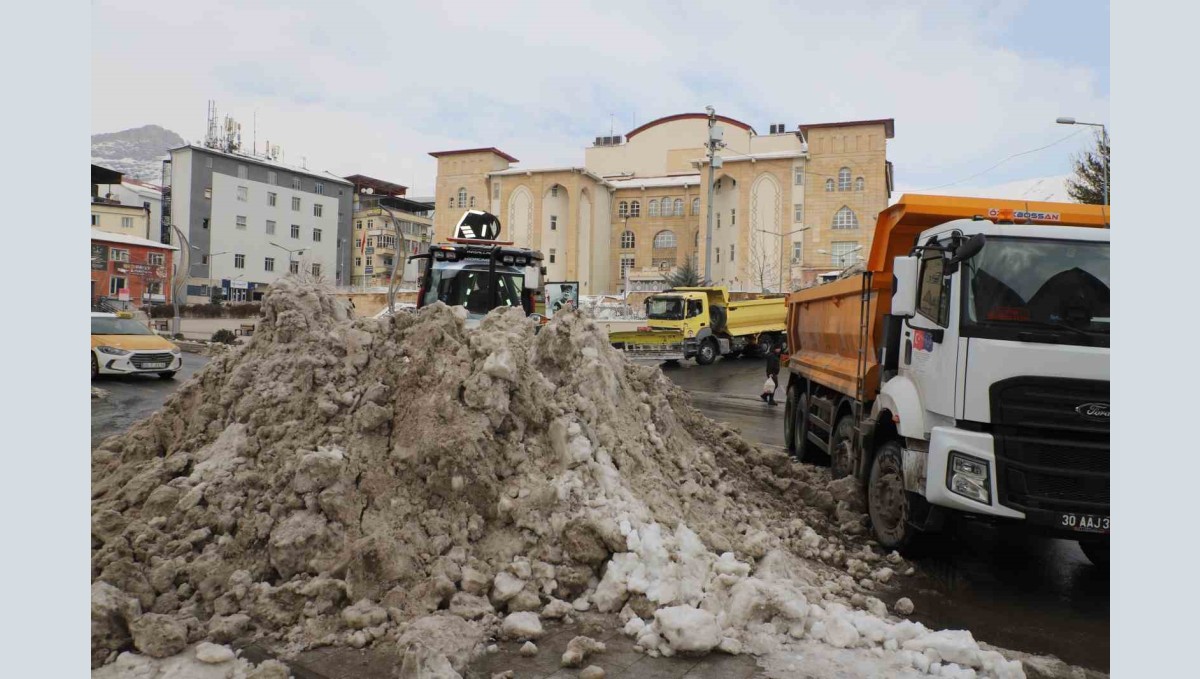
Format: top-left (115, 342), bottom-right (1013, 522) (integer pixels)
top-left (746, 233), bottom-right (779, 293)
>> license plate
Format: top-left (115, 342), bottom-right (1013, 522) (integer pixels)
top-left (142, 362), bottom-right (167, 369)
top-left (1058, 512), bottom-right (1109, 534)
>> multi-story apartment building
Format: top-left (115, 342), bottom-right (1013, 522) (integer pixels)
top-left (92, 164), bottom-right (153, 241)
top-left (165, 145), bottom-right (353, 303)
top-left (346, 175), bottom-right (435, 288)
top-left (94, 176), bottom-right (163, 241)
top-left (430, 113), bottom-right (893, 294)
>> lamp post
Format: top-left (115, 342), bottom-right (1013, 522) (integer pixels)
top-left (1056, 117), bottom-right (1108, 205)
top-left (702, 106), bottom-right (726, 283)
top-left (817, 244), bottom-right (864, 275)
top-left (192, 247), bottom-right (229, 303)
top-left (269, 242), bottom-right (306, 275)
top-left (756, 226), bottom-right (811, 292)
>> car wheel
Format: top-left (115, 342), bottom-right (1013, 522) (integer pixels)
top-left (91, 352), bottom-right (99, 380)
top-left (158, 371), bottom-right (177, 380)
top-left (830, 414), bottom-right (857, 479)
top-left (696, 338), bottom-right (718, 365)
top-left (1079, 541), bottom-right (1109, 568)
top-left (868, 440), bottom-right (920, 551)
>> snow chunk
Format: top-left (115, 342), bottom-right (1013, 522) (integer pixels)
top-left (194, 642), bottom-right (236, 664)
top-left (501, 612), bottom-right (544, 640)
top-left (653, 606), bottom-right (721, 654)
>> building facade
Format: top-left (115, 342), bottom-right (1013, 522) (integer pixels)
top-left (430, 114), bottom-right (892, 294)
top-left (94, 177), bottom-right (163, 241)
top-left (91, 229), bottom-right (177, 308)
top-left (346, 175), bottom-right (435, 289)
top-left (166, 145), bottom-right (353, 303)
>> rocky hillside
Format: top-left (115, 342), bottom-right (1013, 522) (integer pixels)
top-left (91, 125), bottom-right (186, 183)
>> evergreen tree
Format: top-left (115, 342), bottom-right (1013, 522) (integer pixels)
top-left (1066, 129), bottom-right (1109, 205)
top-left (663, 255), bottom-right (707, 288)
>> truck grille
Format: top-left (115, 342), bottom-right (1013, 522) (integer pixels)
top-left (989, 377), bottom-right (1109, 512)
top-left (130, 352), bottom-right (175, 368)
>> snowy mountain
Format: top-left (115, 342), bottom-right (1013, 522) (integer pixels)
top-left (893, 175), bottom-right (1076, 205)
top-left (91, 125), bottom-right (186, 183)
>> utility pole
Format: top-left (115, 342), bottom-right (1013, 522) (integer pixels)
top-left (703, 106), bottom-right (726, 283)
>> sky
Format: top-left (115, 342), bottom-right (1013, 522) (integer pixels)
top-left (91, 0), bottom-right (1108, 197)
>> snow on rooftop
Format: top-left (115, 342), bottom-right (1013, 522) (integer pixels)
top-left (90, 228), bottom-right (178, 250)
top-left (174, 144), bottom-right (353, 184)
top-left (606, 174), bottom-right (702, 190)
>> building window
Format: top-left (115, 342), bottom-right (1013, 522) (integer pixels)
top-left (551, 185), bottom-right (559, 197)
top-left (716, 212), bottom-right (721, 229)
top-left (653, 230), bottom-right (676, 248)
top-left (618, 201), bottom-right (629, 218)
top-left (673, 199), bottom-right (684, 216)
top-left (831, 241), bottom-right (860, 268)
top-left (201, 255), bottom-right (208, 265)
top-left (354, 238), bottom-right (362, 249)
top-left (109, 248), bottom-right (129, 262)
top-left (648, 199), bottom-right (659, 217)
top-left (291, 224), bottom-right (300, 238)
top-left (204, 188), bottom-right (212, 199)
top-left (549, 248), bottom-right (556, 264)
top-left (236, 215), bottom-right (247, 229)
top-left (630, 200), bottom-right (640, 217)
top-left (493, 182), bottom-right (500, 199)
top-left (731, 208), bottom-right (736, 226)
top-left (730, 244), bottom-right (735, 260)
top-left (266, 220), bottom-right (276, 234)
top-left (354, 257), bottom-right (362, 267)
top-left (367, 237), bottom-right (374, 247)
top-left (315, 182), bottom-right (324, 195)
top-left (367, 219), bottom-right (373, 229)
top-left (313, 228), bottom-right (322, 242)
top-left (312, 263), bottom-right (321, 276)
top-left (620, 255), bottom-right (635, 279)
top-left (356, 220), bottom-right (362, 231)
top-left (832, 206), bottom-right (859, 229)
top-left (237, 165), bottom-right (247, 179)
top-left (268, 171), bottom-right (277, 185)
top-left (314, 203), bottom-right (323, 217)
top-left (792, 242), bottom-right (804, 264)
top-left (291, 196), bottom-right (301, 211)
top-left (237, 186), bottom-right (248, 201)
top-left (121, 216), bottom-right (133, 229)
top-left (289, 261), bottom-right (299, 274)
top-left (716, 249), bottom-right (720, 263)
top-left (825, 179), bottom-right (834, 192)
top-left (457, 187), bottom-right (467, 208)
top-left (234, 254), bottom-right (245, 269)
top-left (109, 276), bottom-right (126, 295)
top-left (265, 257), bottom-right (275, 271)
top-left (366, 255), bottom-right (373, 267)
top-left (838, 167), bottom-right (852, 191)
top-left (692, 197), bottom-right (700, 215)
top-left (469, 196), bottom-right (475, 209)
top-left (268, 192), bottom-right (277, 206)
top-left (794, 167), bottom-right (804, 185)
top-left (202, 218), bottom-right (209, 229)
top-left (855, 176), bottom-right (865, 191)
top-left (620, 230), bottom-right (635, 248)
top-left (148, 252), bottom-right (165, 265)
top-left (205, 157), bottom-right (213, 168)
top-left (550, 215), bottom-right (558, 231)
top-left (91, 214), bottom-right (98, 226)
top-left (292, 177), bottom-right (301, 190)
top-left (794, 204), bottom-right (804, 222)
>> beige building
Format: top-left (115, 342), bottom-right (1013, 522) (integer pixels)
top-left (430, 114), bottom-right (892, 294)
top-left (91, 200), bottom-right (151, 241)
top-left (346, 175), bottom-right (435, 289)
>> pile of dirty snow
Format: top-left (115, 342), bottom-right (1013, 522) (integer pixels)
top-left (90, 277), bottom-right (1023, 678)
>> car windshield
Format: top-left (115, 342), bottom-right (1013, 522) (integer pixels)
top-left (423, 266), bottom-right (525, 316)
top-left (646, 297), bottom-right (684, 320)
top-left (964, 237), bottom-right (1109, 338)
top-left (92, 317), bottom-right (154, 336)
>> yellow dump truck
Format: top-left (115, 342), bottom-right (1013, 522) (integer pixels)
top-left (609, 287), bottom-right (786, 365)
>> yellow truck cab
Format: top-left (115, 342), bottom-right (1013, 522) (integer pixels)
top-left (91, 312), bottom-right (183, 379)
top-left (610, 287), bottom-right (786, 365)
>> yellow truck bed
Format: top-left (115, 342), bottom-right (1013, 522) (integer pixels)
top-left (725, 297), bottom-right (787, 337)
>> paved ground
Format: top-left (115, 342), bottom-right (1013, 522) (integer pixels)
top-left (90, 349), bottom-right (1109, 674)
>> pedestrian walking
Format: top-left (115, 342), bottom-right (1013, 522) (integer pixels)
top-left (761, 343), bottom-right (783, 406)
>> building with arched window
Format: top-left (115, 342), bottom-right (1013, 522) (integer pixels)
top-left (430, 115), bottom-right (892, 292)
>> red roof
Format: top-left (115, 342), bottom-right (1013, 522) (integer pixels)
top-left (428, 147), bottom-right (519, 163)
top-left (798, 118), bottom-right (895, 139)
top-left (344, 174), bottom-right (408, 196)
top-left (625, 113), bottom-right (756, 140)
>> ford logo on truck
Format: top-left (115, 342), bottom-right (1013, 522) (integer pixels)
top-left (1075, 402), bottom-right (1109, 420)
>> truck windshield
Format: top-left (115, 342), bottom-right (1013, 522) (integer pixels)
top-left (423, 266), bottom-right (525, 316)
top-left (646, 297), bottom-right (684, 320)
top-left (963, 237), bottom-right (1109, 346)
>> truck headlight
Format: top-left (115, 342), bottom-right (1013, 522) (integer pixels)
top-left (96, 346), bottom-right (131, 356)
top-left (948, 452), bottom-right (991, 505)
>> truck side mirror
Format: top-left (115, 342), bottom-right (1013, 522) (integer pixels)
top-left (891, 256), bottom-right (919, 317)
top-left (948, 233), bottom-right (986, 267)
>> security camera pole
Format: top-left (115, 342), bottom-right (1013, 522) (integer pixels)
top-left (703, 106), bottom-right (726, 283)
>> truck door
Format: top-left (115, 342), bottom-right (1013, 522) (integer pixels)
top-left (901, 246), bottom-right (961, 424)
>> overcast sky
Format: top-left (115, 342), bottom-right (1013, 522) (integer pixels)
top-left (92, 0), bottom-right (1108, 197)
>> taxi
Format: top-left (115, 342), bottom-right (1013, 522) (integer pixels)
top-left (91, 312), bottom-right (183, 379)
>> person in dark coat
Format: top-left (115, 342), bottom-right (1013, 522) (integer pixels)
top-left (761, 344), bottom-right (783, 406)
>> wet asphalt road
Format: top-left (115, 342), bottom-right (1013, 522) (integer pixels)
top-left (90, 351), bottom-right (1108, 672)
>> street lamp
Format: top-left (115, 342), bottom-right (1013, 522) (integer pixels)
top-left (1056, 117), bottom-right (1108, 205)
top-left (269, 242), bottom-right (306, 274)
top-left (190, 246), bottom-right (229, 305)
top-left (757, 226), bottom-right (811, 292)
top-left (817, 245), bottom-right (864, 272)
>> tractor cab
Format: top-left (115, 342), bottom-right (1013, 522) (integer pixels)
top-left (411, 210), bottom-right (545, 323)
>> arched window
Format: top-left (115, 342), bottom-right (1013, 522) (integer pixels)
top-left (630, 200), bottom-right (641, 217)
top-left (648, 199), bottom-right (660, 217)
top-left (855, 177), bottom-right (864, 191)
top-left (653, 230), bottom-right (676, 248)
top-left (621, 230), bottom-right (635, 248)
top-left (551, 185), bottom-right (559, 197)
top-left (832, 206), bottom-right (859, 229)
top-left (673, 198), bottom-right (684, 216)
top-left (457, 187), bottom-right (467, 207)
top-left (838, 168), bottom-right (851, 191)
top-left (692, 197), bottom-right (701, 215)
top-left (618, 201), bottom-right (629, 218)
top-left (825, 179), bottom-right (834, 192)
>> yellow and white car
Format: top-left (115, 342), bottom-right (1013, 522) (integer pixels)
top-left (91, 312), bottom-right (183, 379)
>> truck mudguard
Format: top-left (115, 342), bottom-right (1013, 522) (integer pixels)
top-left (874, 375), bottom-right (927, 440)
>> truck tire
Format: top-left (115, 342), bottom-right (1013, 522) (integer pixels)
top-left (830, 414), bottom-right (856, 480)
top-left (696, 338), bottom-right (718, 365)
top-left (757, 333), bottom-right (775, 356)
top-left (1079, 541), bottom-right (1109, 568)
top-left (868, 440), bottom-right (920, 551)
top-left (790, 393), bottom-right (824, 464)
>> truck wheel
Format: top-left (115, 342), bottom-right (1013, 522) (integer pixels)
top-left (1079, 541), bottom-right (1109, 568)
top-left (868, 440), bottom-right (919, 551)
top-left (791, 393), bottom-right (823, 464)
top-left (830, 414), bottom-right (856, 479)
top-left (757, 334), bottom-right (775, 355)
top-left (696, 338), bottom-right (718, 365)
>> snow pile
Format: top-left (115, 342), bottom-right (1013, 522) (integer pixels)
top-left (90, 277), bottom-right (1021, 678)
